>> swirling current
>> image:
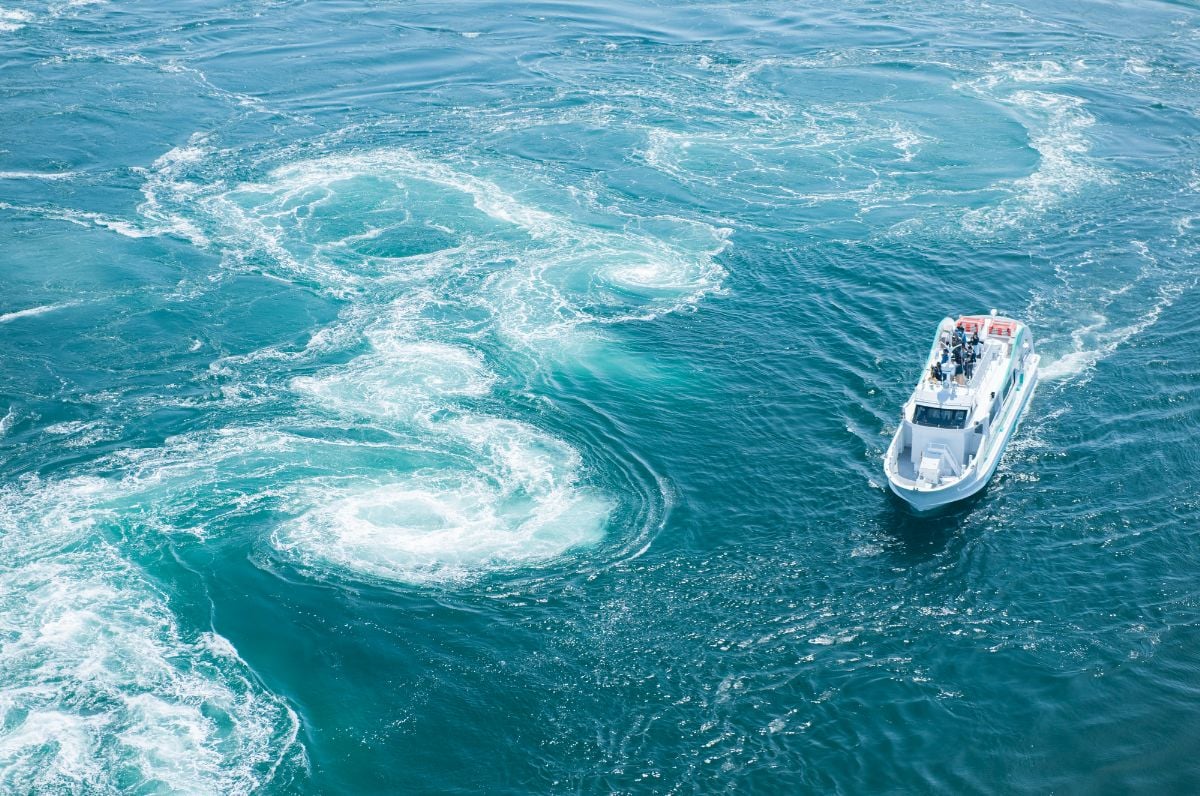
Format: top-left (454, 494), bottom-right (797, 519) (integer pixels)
top-left (2, 0), bottom-right (1199, 792)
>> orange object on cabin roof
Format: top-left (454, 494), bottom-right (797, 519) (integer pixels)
top-left (957, 315), bottom-right (1016, 336)
top-left (956, 316), bottom-right (986, 333)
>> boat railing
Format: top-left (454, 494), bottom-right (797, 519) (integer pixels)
top-left (964, 352), bottom-right (989, 390)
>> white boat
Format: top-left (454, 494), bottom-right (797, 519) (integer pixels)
top-left (884, 310), bottom-right (1039, 511)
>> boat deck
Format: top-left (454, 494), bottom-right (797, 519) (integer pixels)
top-left (916, 337), bottom-right (1008, 403)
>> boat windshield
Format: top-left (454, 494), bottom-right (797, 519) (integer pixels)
top-left (913, 405), bottom-right (968, 429)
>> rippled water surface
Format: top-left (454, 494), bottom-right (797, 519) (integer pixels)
top-left (2, 0), bottom-right (1200, 792)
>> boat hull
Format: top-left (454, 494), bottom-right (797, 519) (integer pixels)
top-left (887, 361), bottom-right (1039, 511)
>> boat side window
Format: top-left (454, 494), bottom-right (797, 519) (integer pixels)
top-left (912, 405), bottom-right (968, 429)
top-left (1002, 371), bottom-right (1016, 402)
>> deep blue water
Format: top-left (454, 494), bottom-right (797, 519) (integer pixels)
top-left (2, 0), bottom-right (1200, 792)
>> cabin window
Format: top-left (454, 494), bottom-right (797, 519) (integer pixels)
top-left (1002, 371), bottom-right (1016, 402)
top-left (912, 405), bottom-right (968, 429)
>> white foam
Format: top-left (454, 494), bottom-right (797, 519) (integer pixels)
top-left (262, 149), bottom-right (560, 237)
top-left (1124, 57), bottom-right (1152, 77)
top-left (0, 8), bottom-right (33, 32)
top-left (32, 416), bottom-right (609, 587)
top-left (292, 339), bottom-right (493, 422)
top-left (961, 62), bottom-right (1108, 234)
top-left (42, 420), bottom-right (117, 448)
top-left (0, 478), bottom-right (300, 793)
top-left (131, 140), bottom-right (733, 346)
top-left (0, 170), bottom-right (79, 181)
top-left (0, 302), bottom-right (75, 323)
top-left (973, 59), bottom-right (1078, 90)
top-left (44, 420), bottom-right (91, 434)
top-left (641, 108), bottom-right (925, 214)
top-left (120, 134), bottom-right (217, 248)
top-left (271, 418), bottom-right (612, 584)
top-left (599, 248), bottom-right (725, 297)
top-left (0, 201), bottom-right (156, 239)
top-left (1028, 237), bottom-right (1188, 385)
top-left (888, 121), bottom-right (927, 162)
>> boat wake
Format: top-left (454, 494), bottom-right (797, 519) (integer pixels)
top-left (1030, 242), bottom-right (1191, 385)
top-left (1038, 287), bottom-right (1181, 382)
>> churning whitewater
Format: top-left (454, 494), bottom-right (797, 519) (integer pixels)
top-left (137, 139), bottom-right (729, 583)
top-left (2, 0), bottom-right (1200, 792)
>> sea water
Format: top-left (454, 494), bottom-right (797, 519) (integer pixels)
top-left (1, 0), bottom-right (1199, 792)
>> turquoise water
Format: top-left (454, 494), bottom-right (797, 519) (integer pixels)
top-left (2, 0), bottom-right (1199, 791)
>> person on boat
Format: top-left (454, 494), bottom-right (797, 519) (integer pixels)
top-left (951, 339), bottom-right (965, 384)
top-left (930, 361), bottom-right (944, 384)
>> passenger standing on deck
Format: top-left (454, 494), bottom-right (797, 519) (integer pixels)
top-left (951, 338), bottom-right (965, 385)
